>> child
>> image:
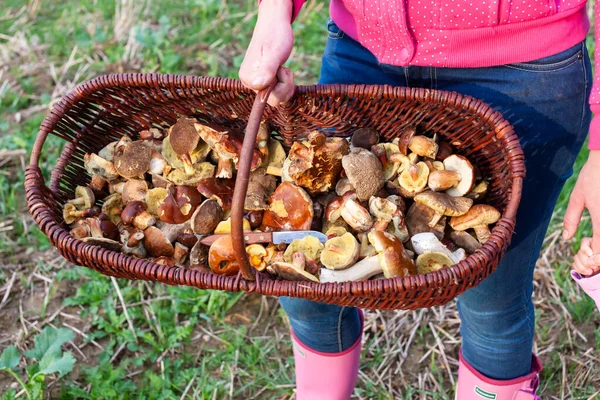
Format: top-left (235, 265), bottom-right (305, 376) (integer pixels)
top-left (239, 0), bottom-right (600, 398)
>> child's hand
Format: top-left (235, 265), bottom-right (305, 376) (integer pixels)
top-left (239, 0), bottom-right (295, 107)
top-left (572, 238), bottom-right (600, 277)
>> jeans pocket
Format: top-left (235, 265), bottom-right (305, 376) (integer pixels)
top-left (503, 42), bottom-right (584, 72)
top-left (326, 18), bottom-right (345, 40)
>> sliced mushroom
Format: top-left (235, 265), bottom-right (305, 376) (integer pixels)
top-left (207, 235), bottom-right (239, 276)
top-left (413, 191), bottom-right (473, 227)
top-left (191, 199), bottom-right (223, 235)
top-left (245, 167), bottom-right (277, 211)
top-left (449, 204), bottom-right (501, 243)
top-left (408, 135), bottom-right (438, 159)
top-left (287, 131), bottom-right (349, 195)
top-left (113, 137), bottom-right (153, 179)
top-left (143, 226), bottom-right (174, 257)
top-left (443, 155), bottom-right (475, 197)
top-left (368, 230), bottom-right (416, 278)
top-left (351, 128), bottom-right (380, 149)
top-left (319, 255), bottom-right (382, 283)
top-left (398, 161), bottom-right (429, 197)
top-left (260, 182), bottom-right (313, 232)
top-left (320, 233), bottom-right (360, 270)
top-left (342, 148), bottom-right (385, 201)
top-left (416, 252), bottom-right (454, 274)
top-left (84, 153), bottom-right (119, 181)
top-left (283, 235), bottom-right (324, 263)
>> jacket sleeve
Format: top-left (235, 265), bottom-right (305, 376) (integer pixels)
top-left (588, 1), bottom-right (600, 150)
top-left (571, 270), bottom-right (600, 311)
top-left (258, 0), bottom-right (307, 22)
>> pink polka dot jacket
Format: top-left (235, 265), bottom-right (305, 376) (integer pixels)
top-left (288, 0), bottom-right (600, 149)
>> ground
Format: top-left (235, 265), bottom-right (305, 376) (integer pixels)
top-left (0, 1), bottom-right (599, 399)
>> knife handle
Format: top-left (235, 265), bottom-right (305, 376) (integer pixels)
top-left (199, 232), bottom-right (273, 246)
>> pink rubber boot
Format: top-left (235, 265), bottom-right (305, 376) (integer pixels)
top-left (290, 311), bottom-right (363, 400)
top-left (456, 349), bottom-right (542, 400)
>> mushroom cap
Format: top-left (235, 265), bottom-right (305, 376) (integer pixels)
top-left (398, 126), bottom-right (417, 155)
top-left (161, 135), bottom-right (210, 168)
top-left (449, 204), bottom-right (501, 230)
top-left (81, 237), bottom-right (122, 252)
top-left (367, 230), bottom-right (416, 278)
top-left (196, 178), bottom-right (235, 211)
top-left (157, 186), bottom-right (202, 224)
top-left (428, 170), bottom-right (461, 192)
top-left (443, 155), bottom-right (475, 197)
top-left (113, 139), bottom-right (153, 179)
top-left (265, 138), bottom-right (287, 171)
top-left (320, 233), bottom-right (360, 270)
top-left (283, 235), bottom-right (325, 263)
top-left (287, 131), bottom-right (349, 195)
top-left (340, 198), bottom-right (374, 232)
top-left (73, 186), bottom-right (95, 209)
top-left (214, 217), bottom-right (251, 234)
top-left (405, 201), bottom-right (446, 240)
top-left (245, 167), bottom-right (277, 211)
top-left (414, 191), bottom-right (473, 217)
top-left (101, 193), bottom-right (124, 225)
top-left (260, 182), bottom-right (313, 232)
top-left (466, 180), bottom-right (489, 201)
top-left (335, 178), bottom-right (354, 197)
top-left (144, 226), bottom-right (175, 257)
top-left (369, 196), bottom-right (398, 222)
top-left (196, 123), bottom-right (238, 159)
top-left (189, 241), bottom-right (209, 266)
top-left (246, 244), bottom-right (269, 271)
top-left (208, 235), bottom-right (240, 276)
top-left (398, 162), bottom-right (429, 196)
top-left (351, 128), bottom-right (380, 149)
top-left (98, 141), bottom-right (117, 161)
top-left (342, 148), bottom-right (385, 201)
top-left (166, 162), bottom-right (215, 186)
top-left (84, 153), bottom-right (119, 180)
top-left (372, 143), bottom-right (403, 181)
top-left (270, 262), bottom-right (319, 282)
top-left (191, 199), bottom-right (223, 235)
top-left (146, 187), bottom-right (168, 216)
top-left (121, 179), bottom-right (149, 203)
top-left (436, 141), bottom-right (453, 161)
top-left (168, 117), bottom-right (201, 156)
top-left (416, 252), bottom-right (454, 274)
top-left (449, 231), bottom-right (482, 254)
top-left (121, 201), bottom-right (146, 225)
top-left (408, 135), bottom-right (438, 159)
top-left (63, 203), bottom-right (81, 224)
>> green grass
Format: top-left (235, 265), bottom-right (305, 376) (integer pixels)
top-left (1, 1), bottom-right (599, 399)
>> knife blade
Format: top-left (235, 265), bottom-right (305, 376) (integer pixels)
top-left (198, 230), bottom-right (328, 246)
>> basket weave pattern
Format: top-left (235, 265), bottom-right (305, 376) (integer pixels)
top-left (25, 74), bottom-right (524, 310)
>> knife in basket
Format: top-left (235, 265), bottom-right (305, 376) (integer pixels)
top-left (198, 230), bottom-right (328, 246)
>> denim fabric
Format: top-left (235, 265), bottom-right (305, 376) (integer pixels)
top-left (280, 19), bottom-right (592, 380)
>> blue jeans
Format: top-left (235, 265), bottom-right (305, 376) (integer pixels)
top-left (280, 19), bottom-right (592, 380)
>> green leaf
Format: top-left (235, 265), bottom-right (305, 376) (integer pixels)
top-left (24, 327), bottom-right (74, 361)
top-left (0, 345), bottom-right (20, 370)
top-left (37, 352), bottom-right (75, 377)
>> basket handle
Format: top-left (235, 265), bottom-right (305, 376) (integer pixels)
top-left (230, 84), bottom-right (276, 281)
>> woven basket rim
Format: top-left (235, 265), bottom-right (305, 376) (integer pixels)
top-left (26, 73), bottom-right (524, 303)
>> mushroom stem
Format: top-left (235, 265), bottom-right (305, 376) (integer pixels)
top-left (428, 212), bottom-right (443, 228)
top-left (373, 218), bottom-right (391, 231)
top-left (319, 256), bottom-right (382, 283)
top-left (266, 165), bottom-right (282, 176)
top-left (180, 154), bottom-right (195, 175)
top-left (473, 225), bottom-right (492, 243)
top-left (292, 252), bottom-right (306, 269)
top-left (216, 158), bottom-right (234, 179)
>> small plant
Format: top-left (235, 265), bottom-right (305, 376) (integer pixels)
top-left (0, 327), bottom-right (76, 400)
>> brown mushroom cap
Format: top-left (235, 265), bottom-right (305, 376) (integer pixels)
top-left (443, 155), bottom-right (475, 197)
top-left (245, 167), bottom-right (277, 211)
top-left (271, 262), bottom-right (319, 282)
top-left (449, 204), bottom-right (501, 243)
top-left (158, 186), bottom-right (202, 224)
top-left (113, 139), bottom-right (153, 179)
top-left (405, 201), bottom-right (446, 240)
top-left (287, 131), bottom-right (349, 195)
top-left (161, 135), bottom-right (210, 169)
top-left (351, 128), bottom-right (380, 149)
top-left (208, 235), bottom-right (240, 276)
top-left (428, 170), bottom-right (461, 192)
top-left (81, 237), bottom-right (122, 252)
top-left (449, 231), bottom-right (482, 254)
top-left (342, 148), bottom-right (385, 201)
top-left (121, 179), bottom-right (149, 203)
top-left (414, 191), bottom-right (473, 227)
top-left (144, 226), bottom-right (175, 257)
top-left (408, 135), bottom-right (439, 159)
top-left (191, 199), bottom-right (223, 235)
top-left (189, 241), bottom-right (209, 266)
top-left (368, 230), bottom-right (416, 278)
top-left (320, 233), bottom-right (360, 270)
top-left (398, 126), bottom-right (417, 155)
top-left (168, 117), bottom-right (201, 156)
top-left (196, 178), bottom-right (235, 211)
top-left (260, 182), bottom-right (313, 232)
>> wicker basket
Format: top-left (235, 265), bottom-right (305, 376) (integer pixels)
top-left (24, 74), bottom-right (524, 310)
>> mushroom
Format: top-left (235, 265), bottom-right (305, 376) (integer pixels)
top-left (166, 162), bottom-right (215, 186)
top-left (324, 192), bottom-right (373, 232)
top-left (245, 167), bottom-right (277, 211)
top-left (408, 135), bottom-right (438, 159)
top-left (208, 235), bottom-right (240, 276)
top-left (428, 170), bottom-right (461, 192)
top-left (167, 117), bottom-right (202, 175)
top-left (88, 175), bottom-right (108, 198)
top-left (189, 241), bottom-right (209, 267)
top-left (369, 196), bottom-right (398, 231)
top-left (81, 237), bottom-right (122, 252)
top-left (283, 235), bottom-right (324, 263)
top-left (146, 187), bottom-right (168, 216)
top-left (98, 141), bottom-right (116, 161)
top-left (113, 137), bottom-right (153, 179)
top-left (335, 178), bottom-right (354, 196)
top-left (158, 186), bottom-right (202, 224)
top-left (443, 155), bottom-right (475, 197)
top-left (368, 230), bottom-right (416, 278)
top-left (405, 201), bottom-right (446, 240)
top-left (101, 193), bottom-right (124, 225)
top-left (67, 186), bottom-right (95, 210)
top-left (84, 153), bottom-right (119, 180)
top-left (410, 232), bottom-right (465, 264)
top-left (149, 149), bottom-right (168, 175)
top-left (449, 204), bottom-right (501, 243)
top-left (139, 128), bottom-right (164, 150)
top-left (143, 226), bottom-right (174, 257)
top-left (260, 182), bottom-right (313, 232)
top-left (287, 131), bottom-right (349, 195)
top-left (342, 148), bottom-right (384, 201)
top-left (173, 243), bottom-right (189, 266)
top-left (196, 178), bottom-right (235, 212)
top-left (70, 219), bottom-right (91, 239)
top-left (177, 232), bottom-right (198, 248)
top-left (246, 244), bottom-right (270, 271)
top-left (325, 225), bottom-right (348, 238)
top-left (371, 143), bottom-right (404, 181)
top-left (320, 233), bottom-right (360, 270)
top-left (449, 231), bottom-right (482, 253)
top-left (191, 199), bottom-right (223, 235)
top-left (161, 133), bottom-right (210, 170)
top-left (121, 201), bottom-right (156, 230)
top-left (63, 204), bottom-right (97, 224)
top-left (351, 128), bottom-right (380, 149)
top-left (388, 213), bottom-right (410, 243)
top-left (413, 191), bottom-right (473, 228)
top-left (271, 260), bottom-right (319, 282)
top-left (157, 221), bottom-right (189, 243)
top-left (416, 252), bottom-right (455, 274)
top-left (152, 256), bottom-right (176, 266)
top-left (214, 217), bottom-right (251, 234)
top-left (466, 180), bottom-right (489, 201)
top-left (121, 179), bottom-right (149, 203)
top-left (319, 256), bottom-right (381, 283)
top-left (87, 215), bottom-right (119, 241)
top-left (264, 138), bottom-right (287, 176)
top-left (245, 210), bottom-right (264, 230)
top-left (398, 125), bottom-right (417, 155)
top-left (436, 141), bottom-right (453, 161)
top-left (398, 161), bottom-right (429, 197)
top-left (120, 227), bottom-right (147, 258)
top-left (358, 233), bottom-right (377, 259)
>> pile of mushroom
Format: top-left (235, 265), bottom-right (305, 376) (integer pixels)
top-left (66, 118), bottom-right (500, 283)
